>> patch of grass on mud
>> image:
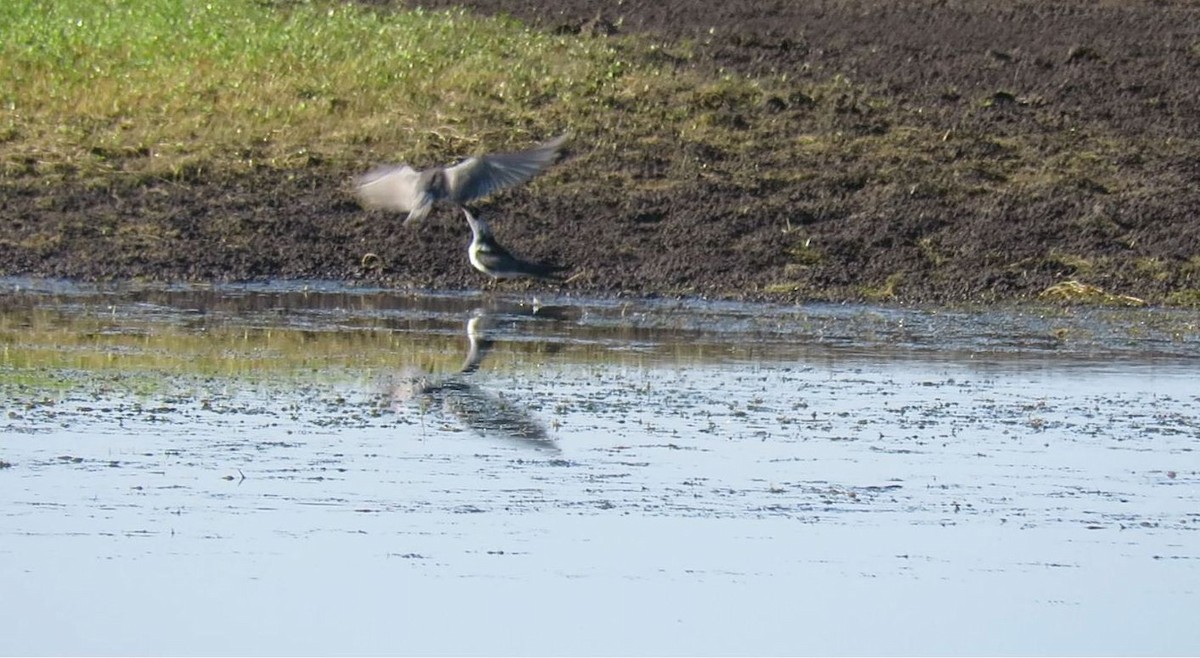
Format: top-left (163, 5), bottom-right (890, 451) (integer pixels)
top-left (1038, 280), bottom-right (1146, 307)
top-left (0, 1), bottom-right (616, 175)
top-left (0, 1), bottom-right (967, 211)
top-left (1163, 289), bottom-right (1200, 307)
top-left (0, 0), bottom-right (1039, 194)
top-left (0, 0), bottom-right (794, 182)
top-left (4, 1), bottom-right (1199, 304)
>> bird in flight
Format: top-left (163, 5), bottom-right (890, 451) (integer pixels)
top-left (355, 134), bottom-right (569, 225)
top-left (462, 208), bottom-right (567, 282)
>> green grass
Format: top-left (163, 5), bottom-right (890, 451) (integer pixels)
top-left (861, 273), bottom-right (904, 302)
top-left (0, 0), bottom-right (830, 187)
top-left (0, 0), bottom-right (644, 175)
top-left (1164, 289), bottom-right (1200, 307)
top-left (0, 0), bottom-right (972, 192)
top-left (2, 0), bottom-right (1188, 202)
top-left (3, 0), bottom-right (1199, 306)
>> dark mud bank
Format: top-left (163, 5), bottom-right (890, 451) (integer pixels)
top-left (3, 0), bottom-right (1199, 304)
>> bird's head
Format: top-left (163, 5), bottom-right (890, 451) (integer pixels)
top-left (462, 208), bottom-right (493, 239)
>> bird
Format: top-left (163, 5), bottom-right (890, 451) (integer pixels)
top-left (388, 308), bottom-right (559, 453)
top-left (462, 208), bottom-right (568, 282)
top-left (458, 310), bottom-right (494, 375)
top-left (354, 134), bottom-right (569, 225)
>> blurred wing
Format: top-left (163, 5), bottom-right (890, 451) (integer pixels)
top-left (355, 165), bottom-right (427, 212)
top-left (444, 134), bottom-right (568, 204)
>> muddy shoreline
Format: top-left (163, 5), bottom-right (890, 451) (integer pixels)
top-left (3, 0), bottom-right (1199, 304)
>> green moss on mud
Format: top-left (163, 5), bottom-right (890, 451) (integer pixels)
top-left (1164, 289), bottom-right (1200, 307)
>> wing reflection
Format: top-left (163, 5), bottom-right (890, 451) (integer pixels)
top-left (394, 305), bottom-right (561, 453)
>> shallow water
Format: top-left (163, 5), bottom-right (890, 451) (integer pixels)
top-left (1, 279), bottom-right (1198, 655)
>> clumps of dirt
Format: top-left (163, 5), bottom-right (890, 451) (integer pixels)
top-left (4, 0), bottom-right (1200, 304)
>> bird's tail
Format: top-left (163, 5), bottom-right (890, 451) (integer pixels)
top-left (531, 262), bottom-right (571, 281)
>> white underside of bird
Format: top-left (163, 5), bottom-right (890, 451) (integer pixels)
top-left (462, 208), bottom-right (565, 281)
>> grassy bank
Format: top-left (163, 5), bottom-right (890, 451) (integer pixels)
top-left (2, 0), bottom-right (1198, 304)
top-left (1, 0), bottom-right (796, 180)
top-left (1, 0), bottom-right (614, 175)
top-left (0, 0), bottom-right (1028, 190)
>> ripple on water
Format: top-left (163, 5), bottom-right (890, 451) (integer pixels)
top-left (0, 279), bottom-right (1198, 655)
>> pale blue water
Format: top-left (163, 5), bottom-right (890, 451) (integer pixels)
top-left (1, 279), bottom-right (1197, 655)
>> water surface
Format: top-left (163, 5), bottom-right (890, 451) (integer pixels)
top-left (1, 279), bottom-right (1197, 655)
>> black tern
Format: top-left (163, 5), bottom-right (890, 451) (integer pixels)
top-left (462, 208), bottom-right (567, 282)
top-left (355, 134), bottom-right (568, 224)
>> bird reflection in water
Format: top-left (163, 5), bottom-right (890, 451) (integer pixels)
top-left (392, 304), bottom-right (564, 453)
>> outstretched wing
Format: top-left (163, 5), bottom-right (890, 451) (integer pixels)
top-left (355, 165), bottom-right (429, 212)
top-left (444, 134), bottom-right (568, 204)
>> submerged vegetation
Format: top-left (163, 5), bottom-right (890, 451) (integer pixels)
top-left (0, 307), bottom-right (458, 387)
top-left (1, 280), bottom-right (1198, 402)
top-left (0, 297), bottom-right (731, 393)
